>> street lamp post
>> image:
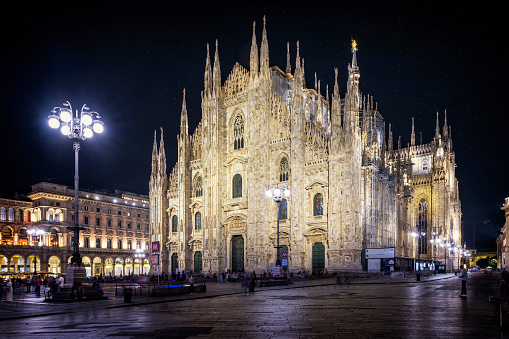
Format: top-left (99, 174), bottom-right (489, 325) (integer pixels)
top-left (411, 224), bottom-right (425, 281)
top-left (48, 101), bottom-right (104, 268)
top-left (27, 228), bottom-right (45, 275)
top-left (266, 184), bottom-right (290, 273)
top-left (430, 232), bottom-right (437, 276)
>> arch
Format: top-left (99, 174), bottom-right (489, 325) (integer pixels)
top-left (233, 113), bottom-right (245, 150)
top-left (47, 208), bottom-right (55, 222)
top-left (279, 156), bottom-right (290, 182)
top-left (313, 193), bottom-right (324, 216)
top-left (48, 255), bottom-right (61, 275)
top-left (104, 257), bottom-right (114, 276)
top-left (0, 207), bottom-right (6, 221)
top-left (232, 174), bottom-right (242, 198)
top-left (195, 212), bottom-right (202, 230)
top-left (194, 175), bottom-right (203, 197)
top-left (93, 257), bottom-right (103, 276)
top-left (7, 208), bottom-right (14, 222)
top-left (49, 228), bottom-right (59, 246)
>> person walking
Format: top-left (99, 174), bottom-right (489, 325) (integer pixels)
top-left (459, 265), bottom-right (468, 297)
top-left (34, 276), bottom-right (42, 297)
top-left (26, 276), bottom-right (32, 293)
top-left (5, 278), bottom-right (14, 302)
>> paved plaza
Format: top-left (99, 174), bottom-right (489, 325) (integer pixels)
top-left (0, 272), bottom-right (506, 338)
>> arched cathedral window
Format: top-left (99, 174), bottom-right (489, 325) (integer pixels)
top-left (195, 176), bottom-right (203, 197)
top-left (279, 157), bottom-right (290, 182)
top-left (233, 115), bottom-right (245, 150)
top-left (278, 198), bottom-right (288, 220)
top-left (313, 193), bottom-right (323, 216)
top-left (195, 212), bottom-right (202, 230)
top-left (232, 174), bottom-right (242, 198)
top-left (418, 199), bottom-right (428, 254)
top-left (172, 215), bottom-right (178, 233)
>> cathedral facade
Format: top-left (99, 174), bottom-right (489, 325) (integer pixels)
top-left (149, 19), bottom-right (462, 275)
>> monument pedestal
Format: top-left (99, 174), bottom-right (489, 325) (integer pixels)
top-left (63, 264), bottom-right (89, 288)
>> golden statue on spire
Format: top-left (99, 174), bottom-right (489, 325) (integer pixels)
top-left (351, 39), bottom-right (358, 52)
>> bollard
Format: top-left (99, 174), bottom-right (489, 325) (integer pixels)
top-left (124, 288), bottom-right (132, 303)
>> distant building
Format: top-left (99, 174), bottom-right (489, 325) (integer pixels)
top-left (149, 19), bottom-right (463, 275)
top-left (0, 182), bottom-right (150, 277)
top-left (497, 197), bottom-right (509, 268)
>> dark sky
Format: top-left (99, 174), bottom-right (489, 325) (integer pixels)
top-left (1, 2), bottom-right (507, 250)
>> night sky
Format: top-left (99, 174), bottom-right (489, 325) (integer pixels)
top-left (1, 2), bottom-right (507, 250)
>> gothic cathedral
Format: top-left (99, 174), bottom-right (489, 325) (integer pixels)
top-left (149, 18), bottom-right (462, 275)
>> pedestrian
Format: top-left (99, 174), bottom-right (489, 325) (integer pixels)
top-left (242, 273), bottom-right (248, 294)
top-left (249, 273), bottom-right (256, 293)
top-left (5, 278), bottom-right (14, 302)
top-left (459, 264), bottom-right (468, 297)
top-left (26, 276), bottom-right (32, 293)
top-left (35, 275), bottom-right (42, 296)
top-left (57, 274), bottom-right (64, 292)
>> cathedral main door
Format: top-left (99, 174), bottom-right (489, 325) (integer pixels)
top-left (312, 242), bottom-right (325, 272)
top-left (231, 235), bottom-right (244, 273)
top-left (171, 253), bottom-right (178, 273)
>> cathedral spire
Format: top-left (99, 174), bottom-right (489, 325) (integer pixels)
top-left (204, 43), bottom-right (212, 97)
top-left (151, 129), bottom-right (158, 174)
top-left (259, 16), bottom-right (269, 77)
top-left (158, 127), bottom-right (166, 175)
top-left (213, 40), bottom-right (221, 98)
top-left (249, 21), bottom-right (259, 79)
top-left (435, 111), bottom-right (441, 141)
top-left (411, 117), bottom-right (415, 146)
top-left (388, 123), bottom-right (393, 151)
top-left (180, 89), bottom-right (188, 136)
top-left (443, 109), bottom-right (449, 140)
top-left (346, 39), bottom-right (360, 129)
top-left (286, 42), bottom-right (291, 74)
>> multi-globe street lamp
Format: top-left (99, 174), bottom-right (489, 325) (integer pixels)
top-left (411, 223), bottom-right (425, 281)
top-left (48, 101), bottom-right (104, 267)
top-left (266, 184), bottom-right (290, 271)
top-left (27, 228), bottom-right (45, 275)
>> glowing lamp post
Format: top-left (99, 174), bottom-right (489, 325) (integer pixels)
top-left (27, 228), bottom-right (45, 275)
top-left (48, 101), bottom-right (104, 267)
top-left (266, 184), bottom-right (290, 271)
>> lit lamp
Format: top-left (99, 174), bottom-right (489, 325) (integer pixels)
top-left (265, 184), bottom-right (290, 271)
top-left (27, 228), bottom-right (45, 275)
top-left (48, 101), bottom-right (104, 268)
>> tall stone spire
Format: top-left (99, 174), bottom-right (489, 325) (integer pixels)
top-left (259, 16), bottom-right (269, 77)
top-left (158, 127), bottom-right (166, 175)
top-left (388, 123), bottom-right (393, 151)
top-left (249, 21), bottom-right (259, 79)
top-left (435, 111), bottom-right (441, 140)
top-left (286, 42), bottom-right (291, 74)
top-left (180, 89), bottom-right (188, 136)
top-left (411, 117), bottom-right (415, 147)
top-left (212, 40), bottom-right (221, 98)
top-left (204, 43), bottom-right (212, 97)
top-left (151, 130), bottom-right (158, 174)
top-left (443, 109), bottom-right (449, 140)
top-left (331, 67), bottom-right (341, 136)
top-left (345, 39), bottom-right (360, 129)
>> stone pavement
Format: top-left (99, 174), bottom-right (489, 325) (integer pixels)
top-left (0, 272), bottom-right (507, 338)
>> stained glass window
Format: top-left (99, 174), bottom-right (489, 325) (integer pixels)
top-left (313, 193), bottom-right (323, 216)
top-left (418, 199), bottom-right (428, 254)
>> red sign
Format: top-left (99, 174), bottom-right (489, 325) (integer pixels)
top-left (151, 254), bottom-right (159, 265)
top-left (282, 251), bottom-right (288, 258)
top-left (152, 241), bottom-right (159, 253)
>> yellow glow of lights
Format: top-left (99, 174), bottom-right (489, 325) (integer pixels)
top-left (352, 39), bottom-right (357, 51)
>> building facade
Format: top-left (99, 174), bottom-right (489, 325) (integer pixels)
top-left (0, 182), bottom-right (150, 277)
top-left (150, 19), bottom-right (462, 275)
top-left (497, 197), bottom-right (509, 268)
